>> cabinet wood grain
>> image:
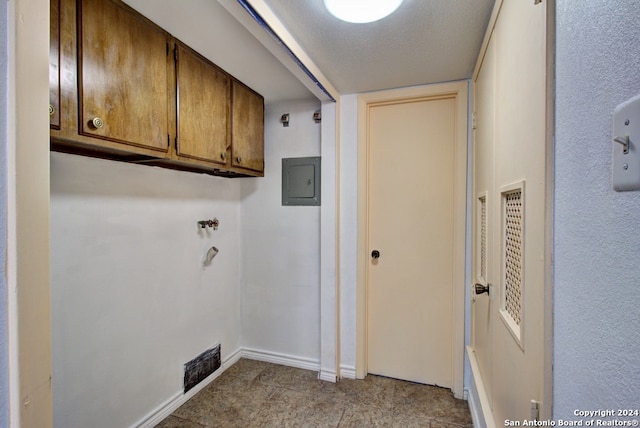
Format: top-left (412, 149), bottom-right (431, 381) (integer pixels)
top-left (78, 0), bottom-right (171, 153)
top-left (49, 0), bottom-right (60, 129)
top-left (175, 43), bottom-right (230, 165)
top-left (232, 80), bottom-right (264, 174)
top-left (51, 0), bottom-right (265, 177)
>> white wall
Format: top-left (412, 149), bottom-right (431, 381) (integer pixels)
top-left (50, 98), bottom-right (324, 426)
top-left (319, 100), bottom-right (339, 381)
top-left (50, 153), bottom-right (243, 428)
top-left (554, 1), bottom-right (640, 416)
top-left (240, 99), bottom-right (322, 364)
top-left (338, 94), bottom-right (358, 375)
top-left (0, 0), bottom-right (8, 423)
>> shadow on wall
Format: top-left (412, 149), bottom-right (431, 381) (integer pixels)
top-left (50, 152), bottom-right (244, 201)
top-left (239, 174), bottom-right (260, 200)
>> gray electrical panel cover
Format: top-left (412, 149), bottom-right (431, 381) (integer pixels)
top-left (282, 157), bottom-right (321, 206)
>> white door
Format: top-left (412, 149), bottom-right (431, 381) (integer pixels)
top-left (366, 95), bottom-right (457, 387)
top-left (471, 0), bottom-right (549, 421)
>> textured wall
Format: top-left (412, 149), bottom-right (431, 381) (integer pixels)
top-left (0, 0), bottom-right (8, 423)
top-left (240, 99), bottom-right (322, 363)
top-left (554, 1), bottom-right (640, 416)
top-left (51, 154), bottom-right (243, 427)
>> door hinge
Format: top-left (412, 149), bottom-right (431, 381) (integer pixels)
top-left (472, 112), bottom-right (477, 130)
top-left (531, 400), bottom-right (541, 421)
top-left (174, 45), bottom-right (178, 62)
top-left (175, 137), bottom-right (179, 152)
top-left (167, 134), bottom-right (170, 148)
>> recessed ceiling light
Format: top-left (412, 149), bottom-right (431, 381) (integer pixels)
top-left (323, 0), bottom-right (404, 24)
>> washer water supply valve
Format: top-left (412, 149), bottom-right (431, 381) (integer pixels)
top-left (198, 218), bottom-right (219, 230)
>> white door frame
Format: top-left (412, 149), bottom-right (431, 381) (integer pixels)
top-left (7, 0), bottom-right (53, 426)
top-left (355, 81), bottom-right (468, 398)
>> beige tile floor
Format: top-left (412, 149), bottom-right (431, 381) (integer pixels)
top-left (156, 358), bottom-right (473, 428)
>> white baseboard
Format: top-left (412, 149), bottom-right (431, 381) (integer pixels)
top-left (466, 346), bottom-right (496, 428)
top-left (240, 347), bottom-right (320, 372)
top-left (133, 347), bottom-right (242, 428)
top-left (467, 386), bottom-right (483, 428)
top-left (340, 365), bottom-right (357, 380)
top-left (242, 348), bottom-right (339, 382)
top-left (133, 348), bottom-right (333, 427)
top-left (319, 369), bottom-right (337, 383)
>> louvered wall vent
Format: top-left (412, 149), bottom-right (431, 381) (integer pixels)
top-left (504, 189), bottom-right (523, 326)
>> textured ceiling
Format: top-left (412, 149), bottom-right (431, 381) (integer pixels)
top-left (262, 0), bottom-right (495, 94)
top-left (123, 0), bottom-right (494, 102)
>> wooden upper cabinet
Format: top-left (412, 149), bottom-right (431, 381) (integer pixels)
top-left (49, 0), bottom-right (60, 129)
top-left (175, 43), bottom-right (230, 165)
top-left (51, 0), bottom-right (265, 176)
top-left (77, 0), bottom-right (171, 153)
top-left (231, 81), bottom-right (264, 174)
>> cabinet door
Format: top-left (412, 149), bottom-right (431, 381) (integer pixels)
top-left (78, 0), bottom-right (170, 153)
top-left (231, 81), bottom-right (264, 174)
top-left (50, 0), bottom-right (60, 129)
top-left (175, 44), bottom-right (229, 165)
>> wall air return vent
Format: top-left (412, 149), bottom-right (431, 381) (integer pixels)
top-left (500, 181), bottom-right (525, 348)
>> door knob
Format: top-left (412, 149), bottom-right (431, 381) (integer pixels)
top-left (475, 283), bottom-right (490, 296)
top-left (371, 250), bottom-right (380, 259)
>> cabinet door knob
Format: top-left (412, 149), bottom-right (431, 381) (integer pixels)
top-left (221, 152), bottom-right (227, 162)
top-left (90, 117), bottom-right (104, 129)
top-left (236, 156), bottom-right (242, 164)
top-left (49, 104), bottom-right (55, 116)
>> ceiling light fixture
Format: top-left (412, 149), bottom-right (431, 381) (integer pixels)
top-left (323, 0), bottom-right (404, 24)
